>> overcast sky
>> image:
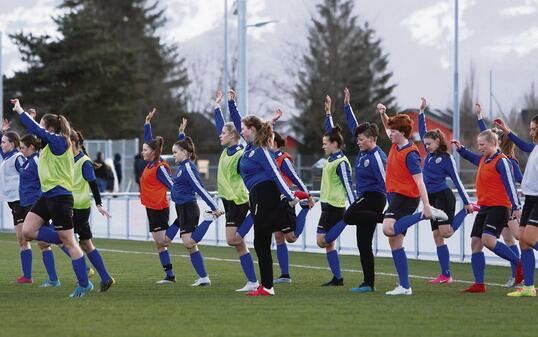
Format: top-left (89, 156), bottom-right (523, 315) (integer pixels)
top-left (1, 0), bottom-right (537, 119)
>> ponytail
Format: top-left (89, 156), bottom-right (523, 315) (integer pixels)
top-left (255, 122), bottom-right (273, 148)
top-left (70, 129), bottom-right (90, 156)
top-left (324, 125), bottom-right (344, 149)
top-left (20, 134), bottom-right (41, 152)
top-left (145, 136), bottom-right (164, 165)
top-left (42, 113), bottom-right (72, 146)
top-left (174, 136), bottom-right (197, 161)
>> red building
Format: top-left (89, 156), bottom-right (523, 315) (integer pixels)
top-left (403, 108), bottom-right (453, 158)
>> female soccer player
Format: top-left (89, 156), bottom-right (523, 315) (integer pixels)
top-left (418, 97), bottom-right (473, 284)
top-left (68, 130), bottom-right (115, 292)
top-left (12, 98), bottom-right (92, 298)
top-left (452, 130), bottom-right (523, 293)
top-left (316, 95), bottom-right (356, 287)
top-left (494, 116), bottom-right (538, 297)
top-left (475, 103), bottom-right (523, 287)
top-left (1, 123), bottom-right (31, 283)
top-left (212, 89), bottom-right (258, 292)
top-left (377, 103), bottom-right (447, 296)
top-left (239, 114), bottom-right (299, 296)
top-left (142, 108), bottom-right (177, 284)
top-left (340, 88), bottom-right (387, 293)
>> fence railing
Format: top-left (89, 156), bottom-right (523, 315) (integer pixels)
top-left (0, 189), bottom-right (527, 266)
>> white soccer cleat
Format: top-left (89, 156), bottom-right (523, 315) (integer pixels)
top-left (235, 281), bottom-right (260, 292)
top-left (385, 285), bottom-right (412, 296)
top-left (429, 206), bottom-right (448, 222)
top-left (191, 276), bottom-right (211, 287)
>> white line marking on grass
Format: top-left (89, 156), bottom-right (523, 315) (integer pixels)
top-left (0, 240), bottom-right (504, 287)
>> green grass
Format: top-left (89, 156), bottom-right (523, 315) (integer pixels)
top-left (0, 232), bottom-right (535, 337)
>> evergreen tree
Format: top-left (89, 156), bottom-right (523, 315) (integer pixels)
top-left (293, 0), bottom-right (397, 154)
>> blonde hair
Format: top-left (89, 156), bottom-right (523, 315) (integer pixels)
top-left (478, 129), bottom-right (499, 146)
top-left (223, 122), bottom-right (240, 142)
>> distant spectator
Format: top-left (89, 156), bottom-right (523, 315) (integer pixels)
top-left (114, 153), bottom-right (122, 185)
top-left (94, 152), bottom-right (108, 192)
top-left (105, 158), bottom-right (118, 192)
top-left (134, 152), bottom-right (146, 189)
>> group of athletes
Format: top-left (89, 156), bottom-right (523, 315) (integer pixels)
top-left (1, 89), bottom-right (537, 298)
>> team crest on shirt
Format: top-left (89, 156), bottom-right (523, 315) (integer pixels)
top-left (364, 159), bottom-right (370, 167)
top-left (435, 157), bottom-right (442, 164)
top-left (249, 150), bottom-right (255, 157)
top-left (177, 170), bottom-right (182, 177)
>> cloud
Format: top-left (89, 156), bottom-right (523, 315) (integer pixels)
top-left (499, 0), bottom-right (538, 17)
top-left (483, 25), bottom-right (538, 60)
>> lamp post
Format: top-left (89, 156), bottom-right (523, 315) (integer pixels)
top-left (453, 0), bottom-right (460, 171)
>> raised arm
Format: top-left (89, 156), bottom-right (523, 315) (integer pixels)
top-left (214, 89), bottom-right (226, 137)
top-left (336, 160), bottom-right (356, 204)
top-left (1, 118), bottom-right (11, 156)
top-left (475, 103), bottom-right (487, 132)
top-left (144, 107), bottom-right (156, 142)
top-left (177, 118), bottom-right (187, 141)
top-left (280, 157), bottom-right (309, 193)
top-left (418, 97), bottom-right (428, 151)
top-left (324, 95), bottom-right (334, 134)
top-left (185, 162), bottom-right (218, 211)
top-left (227, 90), bottom-right (242, 135)
top-left (451, 139), bottom-right (481, 166)
top-left (495, 117), bottom-right (536, 152)
top-left (497, 157), bottom-right (521, 211)
top-left (343, 88), bottom-right (358, 134)
top-left (377, 103), bottom-right (390, 138)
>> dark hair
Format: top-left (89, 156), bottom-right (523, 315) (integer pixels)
top-left (2, 131), bottom-right (20, 149)
top-left (423, 129), bottom-right (449, 155)
top-left (69, 129), bottom-right (90, 156)
top-left (273, 131), bottom-right (286, 148)
top-left (20, 134), bottom-right (41, 152)
top-left (242, 115), bottom-right (273, 147)
top-left (387, 114), bottom-right (413, 138)
top-left (532, 115), bottom-right (538, 124)
top-left (491, 127), bottom-right (515, 158)
top-left (324, 125), bottom-right (344, 149)
top-left (174, 136), bottom-right (197, 161)
top-left (355, 122), bottom-right (379, 139)
top-left (145, 136), bottom-right (164, 165)
top-left (41, 113), bottom-right (71, 145)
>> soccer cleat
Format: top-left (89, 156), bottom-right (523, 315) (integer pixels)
top-left (507, 285), bottom-right (537, 297)
top-left (274, 275), bottom-right (292, 284)
top-left (515, 260), bottom-right (524, 285)
top-left (462, 283), bottom-right (486, 293)
top-left (321, 276), bottom-right (344, 286)
top-left (191, 276), bottom-right (211, 287)
top-left (429, 274), bottom-right (453, 284)
top-left (235, 281), bottom-right (259, 292)
top-left (156, 275), bottom-right (176, 285)
top-left (385, 285), bottom-right (412, 296)
top-left (100, 277), bottom-right (116, 292)
top-left (246, 286), bottom-right (275, 296)
top-left (16, 276), bottom-right (33, 284)
top-left (69, 281), bottom-right (93, 298)
top-left (429, 206), bottom-right (448, 222)
top-left (38, 279), bottom-right (61, 288)
top-left (502, 277), bottom-right (516, 288)
top-left (349, 283), bottom-right (374, 293)
top-left (470, 203), bottom-right (481, 212)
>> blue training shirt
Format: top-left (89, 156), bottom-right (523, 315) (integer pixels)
top-left (17, 153), bottom-right (41, 207)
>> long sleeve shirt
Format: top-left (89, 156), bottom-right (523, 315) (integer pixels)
top-left (16, 153), bottom-right (41, 207)
top-left (274, 150), bottom-right (309, 193)
top-left (167, 159), bottom-right (218, 210)
top-left (508, 132), bottom-right (538, 196)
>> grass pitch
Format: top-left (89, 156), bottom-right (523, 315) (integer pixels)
top-left (0, 232), bottom-right (535, 337)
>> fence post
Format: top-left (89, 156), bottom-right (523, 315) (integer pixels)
top-left (414, 220), bottom-right (420, 259)
top-left (126, 196), bottom-right (130, 240)
top-left (107, 196), bottom-right (111, 239)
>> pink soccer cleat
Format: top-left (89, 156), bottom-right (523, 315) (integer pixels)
top-left (16, 276), bottom-right (33, 284)
top-left (429, 274), bottom-right (453, 284)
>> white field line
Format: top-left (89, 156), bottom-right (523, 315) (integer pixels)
top-left (0, 239), bottom-right (505, 287)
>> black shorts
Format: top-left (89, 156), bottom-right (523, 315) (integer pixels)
top-left (222, 199), bottom-right (249, 227)
top-left (73, 208), bottom-right (93, 241)
top-left (384, 193), bottom-right (420, 221)
top-left (521, 195), bottom-right (538, 228)
top-left (317, 202), bottom-right (345, 234)
top-left (146, 207), bottom-right (170, 232)
top-left (471, 206), bottom-right (510, 238)
top-left (248, 180), bottom-right (285, 232)
top-left (428, 188), bottom-right (455, 231)
top-left (7, 201), bottom-right (25, 226)
top-left (343, 191), bottom-right (386, 225)
top-left (30, 195), bottom-right (74, 231)
top-left (278, 200), bottom-right (297, 234)
top-left (173, 202), bottom-right (200, 235)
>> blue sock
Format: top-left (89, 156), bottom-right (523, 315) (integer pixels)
top-left (324, 220), bottom-right (346, 243)
top-left (391, 248), bottom-right (409, 289)
top-left (521, 249), bottom-right (536, 286)
top-left (191, 220), bottom-right (213, 243)
top-left (72, 256), bottom-right (89, 288)
top-left (36, 227), bottom-right (62, 245)
top-left (239, 252), bottom-right (257, 282)
top-left (509, 244), bottom-right (520, 278)
top-left (326, 250), bottom-right (342, 279)
top-left (20, 249), bottom-right (32, 279)
top-left (237, 214), bottom-right (253, 238)
top-left (158, 250), bottom-right (174, 278)
top-left (276, 243), bottom-right (289, 276)
top-left (492, 241), bottom-right (519, 265)
top-left (393, 213), bottom-right (423, 236)
top-left (294, 208), bottom-right (308, 237)
top-left (190, 251), bottom-right (208, 278)
top-left (42, 250), bottom-right (58, 282)
top-left (451, 209), bottom-right (467, 232)
top-left (61, 245), bottom-right (71, 257)
top-left (165, 224), bottom-right (180, 241)
top-left (471, 252), bottom-right (485, 283)
top-left (437, 244), bottom-right (451, 277)
top-left (87, 249), bottom-right (112, 282)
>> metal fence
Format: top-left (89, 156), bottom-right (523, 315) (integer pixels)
top-left (0, 189), bottom-right (529, 267)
